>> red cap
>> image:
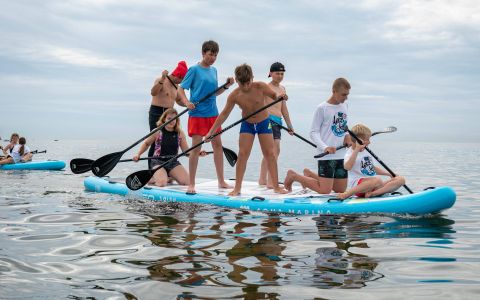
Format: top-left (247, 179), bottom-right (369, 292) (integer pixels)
top-left (171, 61), bottom-right (188, 79)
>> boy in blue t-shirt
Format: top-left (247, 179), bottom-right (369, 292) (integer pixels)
top-left (177, 40), bottom-right (234, 194)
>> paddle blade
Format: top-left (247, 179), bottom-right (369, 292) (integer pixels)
top-left (91, 151), bottom-right (123, 177)
top-left (373, 126), bottom-right (397, 136)
top-left (222, 147), bottom-right (238, 167)
top-left (70, 158), bottom-right (94, 174)
top-left (126, 169), bottom-right (153, 190)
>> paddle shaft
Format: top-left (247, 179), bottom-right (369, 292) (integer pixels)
top-left (347, 129), bottom-right (413, 194)
top-left (121, 151), bottom-right (214, 163)
top-left (31, 150), bottom-right (47, 154)
top-left (269, 120), bottom-right (316, 147)
top-left (121, 82), bottom-right (229, 154)
top-left (314, 129), bottom-right (393, 158)
top-left (144, 97), bottom-right (285, 180)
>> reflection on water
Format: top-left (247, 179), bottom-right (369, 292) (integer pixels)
top-left (1, 141), bottom-right (479, 299)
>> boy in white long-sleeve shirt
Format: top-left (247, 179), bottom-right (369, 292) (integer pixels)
top-left (283, 78), bottom-right (352, 193)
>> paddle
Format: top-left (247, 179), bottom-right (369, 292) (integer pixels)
top-left (314, 126), bottom-right (397, 158)
top-left (126, 96), bottom-right (286, 190)
top-left (270, 120), bottom-right (316, 147)
top-left (346, 127), bottom-right (413, 194)
top-left (31, 150), bottom-right (47, 154)
top-left (70, 147), bottom-right (235, 174)
top-left (90, 81), bottom-right (230, 177)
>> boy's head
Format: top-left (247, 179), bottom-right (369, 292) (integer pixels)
top-left (235, 64), bottom-right (253, 86)
top-left (268, 62), bottom-right (285, 82)
top-left (202, 40), bottom-right (219, 55)
top-left (332, 78), bottom-right (351, 104)
top-left (350, 124), bottom-right (372, 146)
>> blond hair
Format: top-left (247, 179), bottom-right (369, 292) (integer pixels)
top-left (350, 124), bottom-right (372, 142)
top-left (332, 78), bottom-right (351, 91)
top-left (156, 108), bottom-right (181, 132)
top-left (235, 63), bottom-right (253, 85)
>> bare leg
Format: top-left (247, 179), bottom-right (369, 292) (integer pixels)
top-left (168, 165), bottom-right (189, 186)
top-left (228, 133), bottom-right (255, 196)
top-left (211, 135), bottom-right (232, 189)
top-left (258, 134), bottom-right (287, 194)
top-left (0, 157), bottom-right (14, 165)
top-left (284, 169), bottom-right (333, 194)
top-left (265, 139), bottom-right (281, 189)
top-left (259, 157), bottom-right (268, 185)
top-left (152, 167), bottom-right (169, 187)
top-left (337, 177), bottom-right (382, 199)
top-left (187, 135), bottom-right (203, 194)
top-left (366, 176), bottom-right (406, 197)
top-left (332, 178), bottom-right (348, 193)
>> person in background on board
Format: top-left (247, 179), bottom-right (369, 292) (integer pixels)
top-left (0, 137), bottom-right (32, 165)
top-left (283, 78), bottom-right (352, 193)
top-left (258, 62), bottom-right (294, 188)
top-left (337, 124), bottom-right (406, 199)
top-left (205, 63), bottom-right (288, 196)
top-left (147, 61), bottom-right (188, 168)
top-left (2, 133), bottom-right (19, 157)
top-left (177, 40), bottom-right (235, 194)
top-left (133, 108), bottom-right (207, 187)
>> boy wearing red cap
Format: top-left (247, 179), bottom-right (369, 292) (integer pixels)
top-left (147, 61), bottom-right (188, 166)
top-left (177, 40), bottom-right (235, 194)
top-left (258, 62), bottom-right (294, 188)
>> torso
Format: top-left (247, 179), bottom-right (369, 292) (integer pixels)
top-left (154, 128), bottom-right (181, 157)
top-left (151, 77), bottom-right (178, 108)
top-left (345, 148), bottom-right (376, 187)
top-left (233, 82), bottom-right (270, 123)
top-left (265, 82), bottom-right (285, 117)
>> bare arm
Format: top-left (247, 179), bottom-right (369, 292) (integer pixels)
top-left (343, 148), bottom-right (360, 171)
top-left (150, 70), bottom-right (168, 96)
top-left (133, 133), bottom-right (158, 161)
top-left (281, 100), bottom-right (294, 130)
top-left (205, 94), bottom-right (237, 139)
top-left (179, 130), bottom-right (189, 152)
top-left (215, 77), bottom-right (235, 96)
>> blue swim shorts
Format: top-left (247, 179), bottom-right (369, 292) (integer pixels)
top-left (240, 118), bottom-right (273, 135)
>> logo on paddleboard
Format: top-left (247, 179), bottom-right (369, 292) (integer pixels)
top-left (360, 156), bottom-right (376, 176)
top-left (128, 175), bottom-right (143, 190)
top-left (331, 112), bottom-right (347, 137)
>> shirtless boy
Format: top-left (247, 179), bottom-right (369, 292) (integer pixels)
top-left (205, 64), bottom-right (289, 196)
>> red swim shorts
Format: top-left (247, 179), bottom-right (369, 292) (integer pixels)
top-left (355, 178), bottom-right (366, 197)
top-left (188, 116), bottom-right (222, 137)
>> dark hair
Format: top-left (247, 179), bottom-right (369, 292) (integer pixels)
top-left (202, 40), bottom-right (219, 54)
top-left (18, 137), bottom-right (26, 156)
top-left (235, 64), bottom-right (253, 85)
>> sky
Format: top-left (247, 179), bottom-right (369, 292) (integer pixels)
top-left (0, 0), bottom-right (479, 143)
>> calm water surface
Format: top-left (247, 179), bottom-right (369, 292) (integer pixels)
top-left (1, 139), bottom-right (479, 299)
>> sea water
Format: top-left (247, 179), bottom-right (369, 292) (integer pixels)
top-left (1, 138), bottom-right (479, 299)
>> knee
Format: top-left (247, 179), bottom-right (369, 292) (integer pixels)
top-left (395, 176), bottom-right (406, 185)
top-left (373, 177), bottom-right (383, 187)
top-left (303, 168), bottom-right (310, 175)
top-left (263, 149), bottom-right (276, 159)
top-left (155, 178), bottom-right (168, 186)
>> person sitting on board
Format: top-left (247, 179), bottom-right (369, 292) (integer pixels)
top-left (2, 133), bottom-right (19, 157)
top-left (147, 61), bottom-right (188, 168)
top-left (283, 78), bottom-right (352, 193)
top-left (0, 137), bottom-right (32, 165)
top-left (336, 124), bottom-right (406, 199)
top-left (258, 62), bottom-right (295, 189)
top-left (133, 108), bottom-right (206, 187)
top-left (205, 63), bottom-right (289, 196)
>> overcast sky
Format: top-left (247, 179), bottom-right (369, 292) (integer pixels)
top-left (1, 0), bottom-right (479, 142)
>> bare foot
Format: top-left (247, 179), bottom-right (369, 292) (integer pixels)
top-left (187, 185), bottom-right (196, 194)
top-left (266, 184), bottom-right (274, 189)
top-left (336, 192), bottom-right (350, 200)
top-left (273, 186), bottom-right (289, 194)
top-left (218, 181), bottom-right (232, 189)
top-left (258, 179), bottom-right (267, 186)
top-left (283, 170), bottom-right (296, 191)
top-left (228, 189), bottom-right (241, 196)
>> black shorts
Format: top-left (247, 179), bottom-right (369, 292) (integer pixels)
top-left (151, 159), bottom-right (181, 174)
top-left (149, 105), bottom-right (169, 131)
top-left (317, 159), bottom-right (347, 179)
top-left (271, 122), bottom-right (281, 140)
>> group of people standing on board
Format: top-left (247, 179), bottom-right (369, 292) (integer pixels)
top-left (0, 133), bottom-right (32, 165)
top-left (134, 39), bottom-right (406, 198)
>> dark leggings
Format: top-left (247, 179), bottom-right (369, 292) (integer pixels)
top-left (148, 105), bottom-right (168, 168)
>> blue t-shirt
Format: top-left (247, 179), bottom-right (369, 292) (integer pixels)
top-left (180, 64), bottom-right (218, 117)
